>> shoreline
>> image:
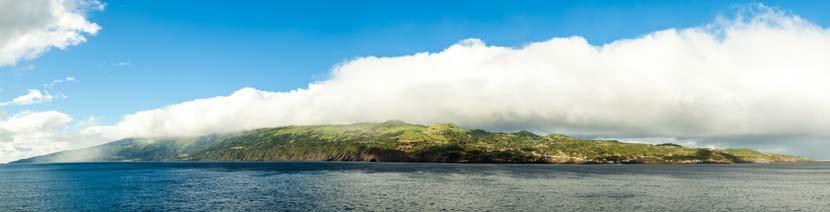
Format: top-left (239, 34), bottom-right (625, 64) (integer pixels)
top-left (6, 160), bottom-right (820, 165)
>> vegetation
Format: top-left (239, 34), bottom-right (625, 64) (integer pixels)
top-left (12, 121), bottom-right (808, 164)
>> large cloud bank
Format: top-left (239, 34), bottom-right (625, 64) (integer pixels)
top-left (83, 6), bottom-right (830, 158)
top-left (0, 0), bottom-right (102, 67)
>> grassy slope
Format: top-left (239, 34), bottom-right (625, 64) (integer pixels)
top-left (12, 121), bottom-right (808, 164)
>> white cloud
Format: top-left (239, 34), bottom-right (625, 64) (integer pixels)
top-left (0, 111), bottom-right (107, 163)
top-left (1, 77), bottom-right (77, 106)
top-left (44, 76), bottom-right (77, 88)
top-left (79, 4), bottom-right (830, 159)
top-left (0, 0), bottom-right (103, 67)
top-left (0, 111), bottom-right (73, 163)
top-left (113, 60), bottom-right (131, 67)
top-left (1, 89), bottom-right (54, 106)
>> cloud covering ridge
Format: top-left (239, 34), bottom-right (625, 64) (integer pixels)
top-left (84, 5), bottom-right (830, 150)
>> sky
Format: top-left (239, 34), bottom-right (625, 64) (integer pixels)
top-left (1, 0), bottom-right (830, 162)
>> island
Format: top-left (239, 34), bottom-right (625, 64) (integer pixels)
top-left (12, 121), bottom-right (808, 164)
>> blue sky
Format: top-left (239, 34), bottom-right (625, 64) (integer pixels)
top-left (3, 0), bottom-right (829, 125)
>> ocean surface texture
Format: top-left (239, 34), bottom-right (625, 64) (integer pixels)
top-left (1, 162), bottom-right (828, 211)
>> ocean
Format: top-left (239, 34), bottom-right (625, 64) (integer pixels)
top-left (1, 162), bottom-right (828, 211)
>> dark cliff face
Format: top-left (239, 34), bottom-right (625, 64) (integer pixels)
top-left (12, 121), bottom-right (808, 164)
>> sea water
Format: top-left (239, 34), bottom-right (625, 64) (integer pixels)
top-left (1, 162), bottom-right (828, 211)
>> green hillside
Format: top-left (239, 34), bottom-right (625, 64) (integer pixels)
top-left (12, 121), bottom-right (808, 164)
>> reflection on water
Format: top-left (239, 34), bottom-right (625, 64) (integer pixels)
top-left (1, 162), bottom-right (829, 211)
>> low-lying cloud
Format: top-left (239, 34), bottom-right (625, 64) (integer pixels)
top-left (80, 6), bottom-right (830, 158)
top-left (0, 111), bottom-right (73, 162)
